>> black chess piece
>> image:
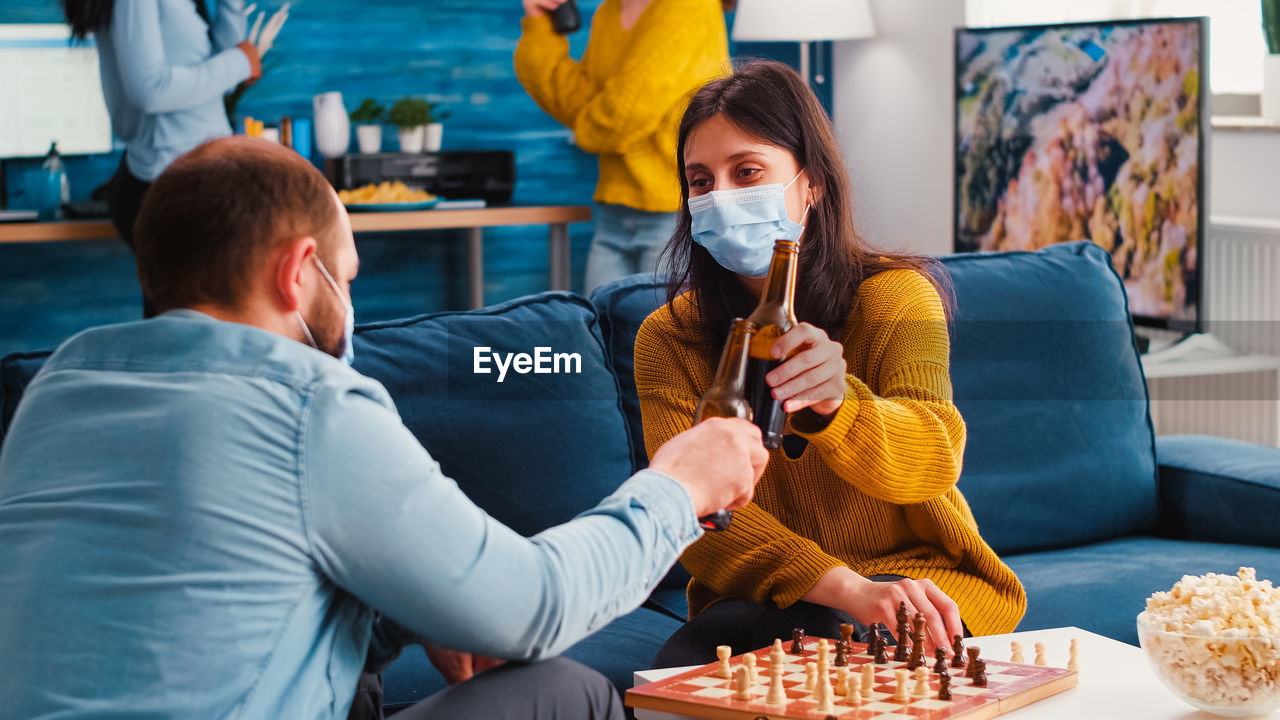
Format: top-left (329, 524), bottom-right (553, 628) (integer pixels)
top-left (934, 647), bottom-right (948, 674)
top-left (907, 613), bottom-right (926, 670)
top-left (894, 601), bottom-right (910, 662)
top-left (834, 639), bottom-right (848, 667)
top-left (951, 634), bottom-right (966, 668)
top-left (873, 625), bottom-right (889, 664)
top-left (938, 668), bottom-right (953, 700)
top-left (973, 658), bottom-right (988, 687)
top-left (790, 628), bottom-right (805, 654)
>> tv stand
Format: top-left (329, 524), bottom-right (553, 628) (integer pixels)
top-left (1141, 332), bottom-right (1239, 361)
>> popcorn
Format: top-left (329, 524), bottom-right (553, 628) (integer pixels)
top-left (1139, 568), bottom-right (1280, 711)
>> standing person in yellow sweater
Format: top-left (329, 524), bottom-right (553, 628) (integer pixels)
top-left (636, 61), bottom-right (1027, 667)
top-left (514, 0), bottom-right (731, 294)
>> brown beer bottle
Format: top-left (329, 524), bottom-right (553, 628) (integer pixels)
top-left (745, 240), bottom-right (799, 450)
top-left (691, 318), bottom-right (755, 531)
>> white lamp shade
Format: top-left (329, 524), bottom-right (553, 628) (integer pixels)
top-left (731, 0), bottom-right (876, 42)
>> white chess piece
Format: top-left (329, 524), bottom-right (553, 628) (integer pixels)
top-left (716, 645), bottom-right (732, 679)
top-left (913, 666), bottom-right (929, 696)
top-left (1034, 642), bottom-right (1047, 666)
top-left (847, 673), bottom-right (862, 705)
top-left (765, 649), bottom-right (787, 706)
top-left (893, 669), bottom-right (909, 701)
top-left (861, 664), bottom-right (875, 695)
top-left (1010, 641), bottom-right (1024, 664)
top-left (734, 665), bottom-right (751, 700)
top-left (805, 662), bottom-right (817, 691)
top-left (835, 666), bottom-right (848, 696)
top-left (814, 662), bottom-right (835, 712)
top-left (1068, 638), bottom-right (1079, 671)
top-left (744, 653), bottom-right (757, 684)
top-left (817, 638), bottom-right (829, 666)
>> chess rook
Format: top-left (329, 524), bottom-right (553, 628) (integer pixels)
top-left (715, 645), bottom-right (731, 679)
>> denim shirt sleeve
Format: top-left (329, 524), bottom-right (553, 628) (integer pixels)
top-left (210, 0), bottom-right (249, 53)
top-left (299, 380), bottom-right (702, 660)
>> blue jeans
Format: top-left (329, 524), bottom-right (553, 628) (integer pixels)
top-left (584, 203), bottom-right (678, 295)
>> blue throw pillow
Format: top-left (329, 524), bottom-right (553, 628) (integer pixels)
top-left (353, 291), bottom-right (636, 537)
top-left (941, 241), bottom-right (1157, 554)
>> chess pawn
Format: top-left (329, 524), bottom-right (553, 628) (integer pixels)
top-left (835, 666), bottom-right (849, 696)
top-left (861, 664), bottom-right (875, 696)
top-left (951, 635), bottom-right (966, 668)
top-left (791, 627), bottom-right (806, 654)
top-left (973, 658), bottom-right (988, 687)
top-left (938, 669), bottom-right (953, 700)
top-left (1034, 642), bottom-right (1047, 666)
top-left (734, 665), bottom-right (751, 700)
top-left (715, 645), bottom-right (732, 679)
top-left (934, 646), bottom-right (948, 674)
top-left (893, 669), bottom-right (909, 701)
top-left (805, 662), bottom-right (817, 691)
top-left (913, 666), bottom-right (930, 696)
top-left (847, 675), bottom-right (862, 705)
top-left (744, 653), bottom-right (757, 684)
top-left (834, 638), bottom-right (848, 667)
top-left (1010, 641), bottom-right (1024, 664)
top-left (1069, 638), bottom-right (1079, 671)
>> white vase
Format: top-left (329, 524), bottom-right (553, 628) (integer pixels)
top-left (398, 126), bottom-right (426, 153)
top-left (425, 122), bottom-right (444, 152)
top-left (356, 124), bottom-right (383, 154)
top-left (1264, 55), bottom-right (1280, 118)
top-left (313, 92), bottom-right (350, 158)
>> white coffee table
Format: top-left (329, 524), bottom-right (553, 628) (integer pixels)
top-left (632, 626), bottom-right (1210, 719)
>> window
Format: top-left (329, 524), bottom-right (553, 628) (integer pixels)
top-left (966, 0), bottom-right (1263, 94)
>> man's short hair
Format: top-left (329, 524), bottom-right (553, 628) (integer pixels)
top-left (133, 136), bottom-right (342, 313)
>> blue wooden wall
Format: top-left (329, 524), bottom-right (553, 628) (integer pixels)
top-left (0, 0), bottom-right (826, 357)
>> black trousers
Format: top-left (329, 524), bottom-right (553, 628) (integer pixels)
top-left (350, 658), bottom-right (623, 720)
top-left (107, 155), bottom-right (156, 318)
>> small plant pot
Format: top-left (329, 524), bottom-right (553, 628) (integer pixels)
top-left (1265, 55), bottom-right (1280, 118)
top-left (356, 124), bottom-right (383, 154)
top-left (398, 126), bottom-right (426, 153)
top-left (425, 122), bottom-right (444, 152)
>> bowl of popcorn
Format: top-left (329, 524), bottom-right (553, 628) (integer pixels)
top-left (1137, 568), bottom-right (1280, 717)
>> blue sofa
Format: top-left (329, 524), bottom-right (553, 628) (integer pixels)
top-left (3, 241), bottom-right (1279, 712)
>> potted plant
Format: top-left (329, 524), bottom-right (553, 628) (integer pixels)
top-left (389, 97), bottom-right (431, 153)
top-left (349, 98), bottom-right (385, 154)
top-left (424, 103), bottom-right (451, 153)
top-left (1265, 0), bottom-right (1280, 117)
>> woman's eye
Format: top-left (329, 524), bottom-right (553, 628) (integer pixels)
top-left (738, 168), bottom-right (761, 179)
top-left (689, 177), bottom-right (711, 189)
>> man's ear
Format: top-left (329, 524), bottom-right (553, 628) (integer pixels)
top-left (274, 236), bottom-right (318, 312)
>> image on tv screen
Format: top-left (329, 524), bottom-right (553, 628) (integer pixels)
top-left (955, 18), bottom-right (1203, 325)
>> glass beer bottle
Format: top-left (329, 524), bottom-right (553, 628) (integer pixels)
top-left (745, 240), bottom-right (799, 450)
top-left (691, 318), bottom-right (755, 531)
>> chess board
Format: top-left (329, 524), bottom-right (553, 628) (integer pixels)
top-left (626, 638), bottom-right (1078, 720)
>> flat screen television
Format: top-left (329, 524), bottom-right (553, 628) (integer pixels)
top-left (954, 17), bottom-right (1207, 332)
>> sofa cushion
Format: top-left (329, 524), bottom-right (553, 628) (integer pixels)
top-left (589, 274), bottom-right (669, 473)
top-left (381, 606), bottom-right (684, 709)
top-left (1155, 434), bottom-right (1280, 547)
top-left (0, 351), bottom-right (52, 451)
top-left (1004, 536), bottom-right (1280, 644)
top-left (941, 242), bottom-right (1157, 554)
top-left (353, 291), bottom-right (635, 538)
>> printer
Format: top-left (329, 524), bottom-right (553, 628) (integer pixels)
top-left (330, 151), bottom-right (516, 205)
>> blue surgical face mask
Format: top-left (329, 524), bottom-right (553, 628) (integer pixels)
top-left (295, 255), bottom-right (355, 366)
top-left (688, 171), bottom-right (810, 278)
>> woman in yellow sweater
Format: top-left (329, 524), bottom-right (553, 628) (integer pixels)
top-left (636, 60), bottom-right (1027, 666)
top-left (514, 0), bottom-right (730, 293)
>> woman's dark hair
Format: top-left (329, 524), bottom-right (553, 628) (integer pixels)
top-left (63, 0), bottom-right (115, 40)
top-left (661, 59), bottom-right (954, 356)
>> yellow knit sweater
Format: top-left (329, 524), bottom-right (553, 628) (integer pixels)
top-left (513, 0), bottom-right (729, 213)
top-left (635, 270), bottom-right (1027, 636)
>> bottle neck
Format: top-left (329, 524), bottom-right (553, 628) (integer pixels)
top-left (714, 321), bottom-right (753, 391)
top-left (749, 242), bottom-right (798, 327)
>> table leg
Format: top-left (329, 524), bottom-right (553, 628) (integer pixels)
top-left (468, 227), bottom-right (484, 309)
top-left (549, 222), bottom-right (571, 292)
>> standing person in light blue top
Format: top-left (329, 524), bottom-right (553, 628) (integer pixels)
top-left (0, 136), bottom-right (768, 719)
top-left (62, 0), bottom-right (287, 316)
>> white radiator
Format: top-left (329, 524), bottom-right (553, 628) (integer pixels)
top-left (1141, 217), bottom-right (1280, 447)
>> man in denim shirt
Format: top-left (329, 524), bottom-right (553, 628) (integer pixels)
top-left (0, 137), bottom-right (767, 719)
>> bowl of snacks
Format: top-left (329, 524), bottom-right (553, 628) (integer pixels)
top-left (338, 181), bottom-right (438, 212)
top-left (1137, 567), bottom-right (1280, 717)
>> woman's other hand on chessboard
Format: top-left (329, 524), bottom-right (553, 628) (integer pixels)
top-left (803, 567), bottom-right (964, 656)
top-left (424, 643), bottom-right (506, 684)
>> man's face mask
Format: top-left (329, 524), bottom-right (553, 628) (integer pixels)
top-left (688, 170), bottom-right (810, 278)
top-left (296, 255), bottom-right (355, 366)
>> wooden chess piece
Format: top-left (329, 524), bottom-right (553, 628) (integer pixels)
top-left (814, 660), bottom-right (835, 712)
top-left (805, 662), bottom-right (817, 691)
top-left (835, 666), bottom-right (849, 696)
top-left (894, 601), bottom-right (910, 661)
top-left (934, 646), bottom-right (948, 674)
top-left (791, 628), bottom-right (806, 654)
top-left (840, 623), bottom-right (855, 652)
top-left (766, 646), bottom-right (787, 706)
top-left (715, 645), bottom-right (731, 679)
top-left (1034, 641), bottom-right (1047, 666)
top-left (874, 630), bottom-right (889, 664)
top-left (973, 658), bottom-right (988, 687)
top-left (861, 664), bottom-right (875, 696)
top-left (907, 613), bottom-right (926, 670)
top-left (893, 669), bottom-right (909, 701)
top-left (846, 669), bottom-right (862, 705)
top-left (965, 647), bottom-right (981, 678)
top-left (913, 666), bottom-right (930, 696)
top-left (744, 653), bottom-right (757, 684)
top-left (951, 634), bottom-right (966, 668)
top-left (834, 638), bottom-right (847, 667)
top-left (817, 638), bottom-right (830, 668)
top-left (938, 668), bottom-right (952, 700)
top-left (1010, 641), bottom-right (1024, 664)
top-left (1069, 638), bottom-right (1079, 671)
top-left (734, 665), bottom-right (751, 700)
